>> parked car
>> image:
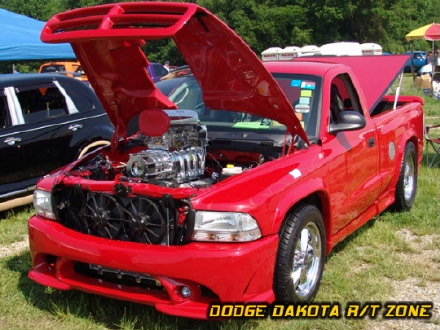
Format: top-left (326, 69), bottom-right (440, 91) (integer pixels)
top-left (160, 65), bottom-right (191, 81)
top-left (147, 62), bottom-right (169, 82)
top-left (40, 61), bottom-right (167, 83)
top-left (0, 73), bottom-right (113, 212)
top-left (30, 2), bottom-right (423, 319)
top-left (39, 61), bottom-right (87, 81)
top-left (403, 51), bottom-right (427, 72)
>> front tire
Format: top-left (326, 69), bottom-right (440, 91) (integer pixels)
top-left (274, 204), bottom-right (326, 302)
top-left (393, 141), bottom-right (418, 211)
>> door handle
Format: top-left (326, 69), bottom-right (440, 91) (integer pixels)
top-left (68, 123), bottom-right (83, 131)
top-left (4, 136), bottom-right (21, 146)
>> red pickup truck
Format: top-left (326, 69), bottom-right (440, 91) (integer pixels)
top-left (29, 2), bottom-right (424, 319)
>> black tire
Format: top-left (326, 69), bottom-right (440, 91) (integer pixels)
top-left (274, 204), bottom-right (326, 302)
top-left (393, 141), bottom-right (418, 211)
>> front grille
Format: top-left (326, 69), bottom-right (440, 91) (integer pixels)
top-left (75, 262), bottom-right (166, 293)
top-left (53, 186), bottom-right (183, 245)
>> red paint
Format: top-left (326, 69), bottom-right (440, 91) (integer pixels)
top-left (30, 1), bottom-right (425, 319)
top-left (41, 2), bottom-right (308, 145)
top-left (29, 216), bottom-right (278, 319)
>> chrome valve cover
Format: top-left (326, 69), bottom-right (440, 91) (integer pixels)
top-left (126, 147), bottom-right (206, 183)
top-left (126, 110), bottom-right (207, 184)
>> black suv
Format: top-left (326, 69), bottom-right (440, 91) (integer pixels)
top-left (0, 73), bottom-right (113, 211)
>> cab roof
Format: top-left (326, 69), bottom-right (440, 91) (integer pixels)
top-left (264, 61), bottom-right (342, 76)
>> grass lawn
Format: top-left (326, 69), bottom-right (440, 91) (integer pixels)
top-left (0, 75), bottom-right (439, 330)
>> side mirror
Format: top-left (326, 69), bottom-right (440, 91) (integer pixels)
top-left (329, 110), bottom-right (366, 134)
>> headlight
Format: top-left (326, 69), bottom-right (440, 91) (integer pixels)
top-left (33, 189), bottom-right (56, 220)
top-left (192, 211), bottom-right (262, 242)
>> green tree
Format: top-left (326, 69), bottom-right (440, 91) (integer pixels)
top-left (1, 0), bottom-right (439, 65)
top-left (0, 0), bottom-right (67, 20)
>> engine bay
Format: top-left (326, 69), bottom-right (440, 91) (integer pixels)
top-left (68, 110), bottom-right (286, 189)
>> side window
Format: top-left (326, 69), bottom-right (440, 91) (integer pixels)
top-left (330, 74), bottom-right (363, 124)
top-left (0, 94), bottom-right (11, 129)
top-left (153, 64), bottom-right (169, 78)
top-left (57, 79), bottom-right (96, 113)
top-left (41, 65), bottom-right (66, 73)
top-left (16, 83), bottom-right (68, 124)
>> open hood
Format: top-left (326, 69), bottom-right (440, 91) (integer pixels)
top-left (294, 55), bottom-right (409, 113)
top-left (41, 2), bottom-right (308, 144)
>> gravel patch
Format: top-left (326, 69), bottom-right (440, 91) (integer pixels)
top-left (368, 230), bottom-right (440, 330)
top-left (0, 236), bottom-right (28, 259)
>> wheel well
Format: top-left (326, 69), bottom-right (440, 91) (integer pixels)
top-left (395, 137), bottom-right (418, 178)
top-left (408, 136), bottom-right (418, 154)
top-left (280, 191), bottom-right (331, 251)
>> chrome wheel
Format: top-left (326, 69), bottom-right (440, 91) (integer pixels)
top-left (275, 204), bottom-right (325, 302)
top-left (291, 222), bottom-right (322, 299)
top-left (393, 142), bottom-right (417, 211)
top-left (403, 153), bottom-right (415, 202)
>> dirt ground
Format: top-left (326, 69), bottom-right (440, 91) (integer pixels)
top-left (368, 230), bottom-right (440, 330)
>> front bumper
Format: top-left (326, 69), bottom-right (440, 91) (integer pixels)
top-left (28, 215), bottom-right (278, 319)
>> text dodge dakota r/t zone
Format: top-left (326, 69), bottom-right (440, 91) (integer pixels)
top-left (29, 1), bottom-right (424, 319)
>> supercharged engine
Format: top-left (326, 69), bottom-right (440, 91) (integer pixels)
top-left (126, 110), bottom-right (208, 186)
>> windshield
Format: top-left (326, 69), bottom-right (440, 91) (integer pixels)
top-left (156, 73), bottom-right (321, 139)
top-left (41, 65), bottom-right (66, 73)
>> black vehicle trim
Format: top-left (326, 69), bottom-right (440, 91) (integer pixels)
top-left (0, 185), bottom-right (36, 199)
top-left (0, 113), bottom-right (107, 139)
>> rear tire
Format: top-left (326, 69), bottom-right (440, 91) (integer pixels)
top-left (274, 204), bottom-right (326, 302)
top-left (393, 141), bottom-right (418, 211)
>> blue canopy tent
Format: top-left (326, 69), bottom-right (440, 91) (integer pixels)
top-left (0, 8), bottom-right (75, 61)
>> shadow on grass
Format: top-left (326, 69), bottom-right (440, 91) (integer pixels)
top-left (422, 150), bottom-right (440, 168)
top-left (326, 217), bottom-right (378, 258)
top-left (6, 252), bottom-right (254, 330)
top-left (0, 204), bottom-right (33, 220)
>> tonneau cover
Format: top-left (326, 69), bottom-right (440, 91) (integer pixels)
top-left (294, 55), bottom-right (409, 113)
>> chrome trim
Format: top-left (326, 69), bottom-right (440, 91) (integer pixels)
top-left (291, 221), bottom-right (322, 299)
top-left (0, 185), bottom-right (36, 199)
top-left (0, 113), bottom-right (106, 139)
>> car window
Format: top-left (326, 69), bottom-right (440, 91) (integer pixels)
top-left (41, 65), bottom-right (66, 73)
top-left (16, 84), bottom-right (69, 124)
top-left (329, 74), bottom-right (366, 128)
top-left (156, 74), bottom-right (321, 138)
top-left (55, 79), bottom-right (97, 113)
top-left (0, 94), bottom-right (11, 129)
top-left (273, 73), bottom-right (322, 137)
top-left (75, 66), bottom-right (85, 75)
top-left (152, 64), bottom-right (169, 79)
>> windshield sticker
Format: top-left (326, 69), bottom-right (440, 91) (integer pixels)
top-left (232, 122), bottom-right (271, 129)
top-left (300, 89), bottom-right (313, 97)
top-left (291, 80), bottom-right (302, 87)
top-left (295, 104), bottom-right (310, 113)
top-left (299, 97), bottom-right (310, 105)
top-left (301, 81), bottom-right (316, 89)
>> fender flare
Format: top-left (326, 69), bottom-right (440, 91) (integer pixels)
top-left (269, 178), bottom-right (331, 237)
top-left (390, 128), bottom-right (419, 190)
